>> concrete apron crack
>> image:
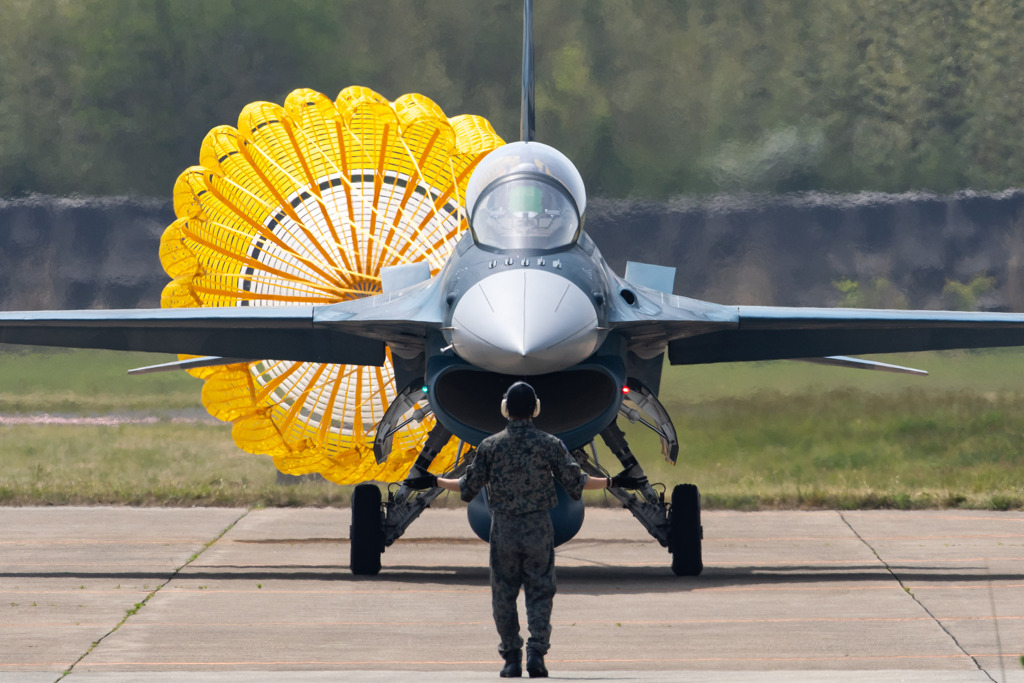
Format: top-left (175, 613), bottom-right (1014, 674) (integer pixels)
top-left (837, 511), bottom-right (997, 683)
top-left (55, 508), bottom-right (251, 681)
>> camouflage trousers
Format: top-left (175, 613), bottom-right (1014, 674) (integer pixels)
top-left (490, 510), bottom-right (556, 657)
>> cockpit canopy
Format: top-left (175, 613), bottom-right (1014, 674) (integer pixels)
top-left (465, 141), bottom-right (587, 251)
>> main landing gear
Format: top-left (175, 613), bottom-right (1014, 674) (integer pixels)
top-left (669, 482), bottom-right (702, 576)
top-left (349, 483), bottom-right (385, 575)
top-left (349, 421), bottom-right (471, 575)
top-left (575, 408), bottom-right (703, 576)
top-left (350, 381), bottom-right (702, 576)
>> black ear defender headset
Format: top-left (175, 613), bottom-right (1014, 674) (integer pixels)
top-left (500, 381), bottom-right (541, 419)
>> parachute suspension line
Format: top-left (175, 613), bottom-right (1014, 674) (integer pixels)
top-left (253, 361), bottom-right (305, 404)
top-left (369, 123), bottom-right (391, 275)
top-left (254, 364), bottom-right (389, 434)
top-left (352, 364), bottom-right (366, 441)
top-left (191, 289), bottom-right (334, 305)
top-left (241, 143), bottom-right (348, 280)
top-left (289, 140), bottom-right (350, 275)
top-left (449, 156), bottom-right (465, 228)
top-left (375, 365), bottom-right (391, 412)
top-left (178, 224), bottom-right (339, 294)
top-left (202, 263), bottom-right (361, 298)
top-left (340, 364), bottom-right (358, 439)
top-left (234, 142), bottom-right (349, 287)
top-left (252, 360), bottom-right (367, 398)
top-left (250, 358), bottom-right (290, 376)
top-left (346, 217), bottom-right (420, 270)
top-left (212, 271), bottom-right (377, 297)
top-left (277, 363), bottom-right (330, 434)
top-left (317, 370), bottom-right (345, 442)
top-left (339, 113), bottom-right (454, 259)
top-left (347, 375), bottom-right (392, 419)
top-left (199, 178), bottom-right (349, 289)
top-left (382, 138), bottom-right (464, 271)
top-left (305, 369), bottom-right (335, 435)
top-left (385, 127), bottom-right (451, 266)
top-left (421, 152), bottom-right (490, 258)
top-left (243, 111), bottom-right (466, 301)
top-left (328, 116), bottom-right (436, 271)
top-left (371, 125), bottom-right (401, 277)
top-left (183, 261), bottom-right (340, 304)
top-left (330, 115), bottom-right (363, 276)
top-left (277, 119), bottom-right (349, 274)
top-left (438, 155), bottom-right (468, 258)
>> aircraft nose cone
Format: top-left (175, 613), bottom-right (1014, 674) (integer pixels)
top-left (450, 269), bottom-right (599, 375)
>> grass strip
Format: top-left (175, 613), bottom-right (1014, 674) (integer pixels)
top-left (1, 347), bottom-right (1022, 510)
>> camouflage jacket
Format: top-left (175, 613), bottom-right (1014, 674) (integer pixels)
top-left (459, 419), bottom-right (588, 514)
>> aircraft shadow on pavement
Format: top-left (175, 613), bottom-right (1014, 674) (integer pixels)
top-left (4, 564), bottom-right (1021, 593)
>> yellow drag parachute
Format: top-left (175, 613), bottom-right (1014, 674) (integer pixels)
top-left (160, 87), bottom-right (504, 484)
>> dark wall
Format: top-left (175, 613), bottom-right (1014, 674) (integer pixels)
top-left (587, 191), bottom-right (1024, 310)
top-left (0, 197), bottom-right (172, 311)
top-left (2, 192), bottom-right (1024, 311)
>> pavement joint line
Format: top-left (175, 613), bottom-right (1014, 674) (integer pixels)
top-left (53, 508), bottom-right (251, 682)
top-left (837, 510), bottom-right (998, 683)
top-left (984, 561), bottom-right (1008, 683)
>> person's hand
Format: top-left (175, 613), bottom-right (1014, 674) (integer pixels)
top-left (404, 473), bottom-right (438, 490)
top-left (609, 470), bottom-right (645, 489)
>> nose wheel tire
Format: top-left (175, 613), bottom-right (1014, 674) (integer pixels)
top-left (350, 483), bottom-right (384, 575)
top-left (669, 483), bottom-right (703, 576)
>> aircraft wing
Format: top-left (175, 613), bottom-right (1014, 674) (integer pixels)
top-left (666, 305), bottom-right (1024, 365)
top-left (0, 306), bottom-right (383, 365)
top-left (605, 282), bottom-right (1024, 364)
top-left (0, 280), bottom-right (446, 366)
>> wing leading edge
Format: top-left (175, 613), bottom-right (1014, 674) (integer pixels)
top-left (668, 306), bottom-right (1024, 365)
top-left (0, 276), bottom-right (447, 366)
top-left (0, 306), bottom-right (389, 366)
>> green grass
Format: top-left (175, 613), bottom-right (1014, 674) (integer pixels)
top-left (622, 387), bottom-right (1024, 510)
top-left (0, 346), bottom-right (199, 412)
top-left (0, 346), bottom-right (1022, 509)
top-left (0, 422), bottom-right (356, 507)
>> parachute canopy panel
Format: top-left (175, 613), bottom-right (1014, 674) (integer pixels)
top-left (160, 86), bottom-right (504, 484)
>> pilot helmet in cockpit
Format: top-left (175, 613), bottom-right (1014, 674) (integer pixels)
top-left (465, 141), bottom-right (586, 251)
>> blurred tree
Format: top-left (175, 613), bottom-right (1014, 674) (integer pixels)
top-left (942, 275), bottom-right (995, 311)
top-left (2, 0), bottom-right (1024, 198)
top-left (833, 278), bottom-right (909, 309)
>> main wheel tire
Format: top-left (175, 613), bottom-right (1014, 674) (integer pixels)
top-left (350, 483), bottom-right (384, 575)
top-left (668, 483), bottom-right (703, 576)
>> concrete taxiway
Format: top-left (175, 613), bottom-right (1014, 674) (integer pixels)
top-left (1, 506), bottom-right (1022, 682)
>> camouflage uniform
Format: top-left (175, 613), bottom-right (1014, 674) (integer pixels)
top-left (459, 418), bottom-right (588, 657)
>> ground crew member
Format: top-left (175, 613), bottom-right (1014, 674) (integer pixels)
top-left (405, 381), bottom-right (639, 678)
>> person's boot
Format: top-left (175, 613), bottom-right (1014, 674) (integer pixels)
top-left (499, 649), bottom-right (522, 678)
top-left (526, 646), bottom-right (547, 678)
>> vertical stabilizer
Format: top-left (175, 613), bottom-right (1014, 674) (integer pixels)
top-left (520, 0), bottom-right (535, 142)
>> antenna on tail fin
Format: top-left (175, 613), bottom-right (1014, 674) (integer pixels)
top-left (520, 0), bottom-right (535, 142)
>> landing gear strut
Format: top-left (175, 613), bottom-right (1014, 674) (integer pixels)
top-left (576, 418), bottom-right (703, 576)
top-left (349, 421), bottom-right (469, 575)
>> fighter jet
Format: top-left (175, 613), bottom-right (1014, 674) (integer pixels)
top-left (4, 0), bottom-right (1024, 577)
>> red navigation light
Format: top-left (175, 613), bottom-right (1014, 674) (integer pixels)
top-left (621, 385), bottom-right (630, 395)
